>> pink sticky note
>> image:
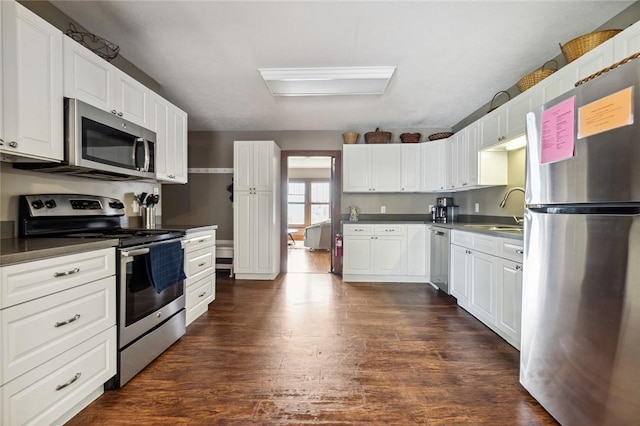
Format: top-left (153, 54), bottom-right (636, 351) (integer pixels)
top-left (540, 96), bottom-right (576, 165)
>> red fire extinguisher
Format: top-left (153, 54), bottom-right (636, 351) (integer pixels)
top-left (335, 233), bottom-right (343, 257)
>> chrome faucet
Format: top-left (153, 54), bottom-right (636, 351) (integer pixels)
top-left (499, 187), bottom-right (525, 208)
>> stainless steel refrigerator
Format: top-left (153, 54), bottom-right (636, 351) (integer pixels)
top-left (521, 57), bottom-right (640, 425)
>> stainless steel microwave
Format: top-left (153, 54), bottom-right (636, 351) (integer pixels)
top-left (15, 98), bottom-right (156, 180)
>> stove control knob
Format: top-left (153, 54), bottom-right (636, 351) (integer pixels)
top-left (31, 200), bottom-right (44, 209)
top-left (109, 201), bottom-right (125, 209)
top-left (44, 199), bottom-right (57, 209)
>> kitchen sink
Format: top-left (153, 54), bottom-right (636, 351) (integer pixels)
top-left (462, 224), bottom-right (523, 232)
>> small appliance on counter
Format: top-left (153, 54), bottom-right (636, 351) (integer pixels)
top-left (348, 205), bottom-right (360, 222)
top-left (431, 197), bottom-right (458, 223)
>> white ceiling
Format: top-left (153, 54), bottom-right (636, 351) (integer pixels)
top-left (49, 0), bottom-right (633, 132)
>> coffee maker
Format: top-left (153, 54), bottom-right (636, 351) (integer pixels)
top-left (431, 197), bottom-right (458, 223)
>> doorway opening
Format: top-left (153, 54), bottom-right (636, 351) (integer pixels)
top-left (280, 150), bottom-right (342, 274)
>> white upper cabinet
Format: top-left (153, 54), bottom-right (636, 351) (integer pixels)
top-left (479, 89), bottom-right (537, 150)
top-left (150, 92), bottom-right (188, 184)
top-left (343, 144), bottom-right (401, 193)
top-left (64, 37), bottom-right (150, 128)
top-left (614, 20), bottom-right (640, 61)
top-left (401, 144), bottom-right (421, 192)
top-left (570, 36), bottom-right (615, 82)
top-left (420, 138), bottom-right (448, 192)
top-left (234, 140), bottom-right (275, 192)
top-left (1, 1), bottom-right (63, 162)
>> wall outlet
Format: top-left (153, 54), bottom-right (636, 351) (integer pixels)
top-left (428, 204), bottom-right (434, 212)
top-left (380, 205), bottom-right (386, 213)
top-left (475, 203), bottom-right (480, 213)
top-left (153, 187), bottom-right (159, 195)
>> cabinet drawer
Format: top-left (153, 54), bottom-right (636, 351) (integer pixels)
top-left (186, 275), bottom-right (215, 326)
top-left (185, 247), bottom-right (214, 282)
top-left (1, 248), bottom-right (115, 309)
top-left (374, 224), bottom-right (406, 236)
top-left (1, 277), bottom-right (115, 385)
top-left (451, 230), bottom-right (472, 246)
top-left (186, 275), bottom-right (214, 312)
top-left (1, 327), bottom-right (116, 426)
top-left (451, 230), bottom-right (497, 255)
top-left (343, 224), bottom-right (373, 236)
top-left (184, 230), bottom-right (216, 254)
top-left (497, 239), bottom-right (524, 263)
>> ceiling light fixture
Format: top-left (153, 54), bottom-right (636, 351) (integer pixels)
top-left (258, 66), bottom-right (396, 96)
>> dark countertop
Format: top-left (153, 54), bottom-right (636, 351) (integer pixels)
top-left (160, 224), bottom-right (218, 233)
top-left (341, 219), bottom-right (523, 241)
top-left (0, 238), bottom-right (120, 267)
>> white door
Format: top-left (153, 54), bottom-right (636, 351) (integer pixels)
top-left (450, 244), bottom-right (470, 308)
top-left (343, 145), bottom-right (372, 192)
top-left (505, 90), bottom-right (538, 140)
top-left (113, 71), bottom-right (150, 127)
top-left (63, 37), bottom-right (115, 111)
top-left (401, 144), bottom-right (421, 192)
top-left (252, 141), bottom-right (274, 191)
top-left (406, 225), bottom-right (426, 277)
top-left (343, 236), bottom-right (373, 274)
top-left (478, 109), bottom-right (503, 150)
top-left (233, 191), bottom-right (253, 274)
top-left (371, 144), bottom-right (401, 192)
top-left (469, 251), bottom-right (498, 326)
top-left (614, 20), bottom-right (640, 60)
top-left (496, 258), bottom-right (523, 349)
top-left (168, 106), bottom-right (188, 183)
top-left (572, 38), bottom-right (615, 81)
top-left (234, 141), bottom-right (254, 191)
top-left (420, 140), bottom-right (446, 191)
top-left (466, 122), bottom-right (479, 187)
top-left (1, 1), bottom-right (63, 161)
top-left (373, 236), bottom-right (406, 275)
top-left (253, 192), bottom-right (274, 274)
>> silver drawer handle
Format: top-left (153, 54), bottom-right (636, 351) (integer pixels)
top-left (55, 314), bottom-right (81, 328)
top-left (516, 249), bottom-right (524, 255)
top-left (198, 239), bottom-right (206, 243)
top-left (198, 292), bottom-right (206, 298)
top-left (435, 231), bottom-right (444, 236)
top-left (198, 262), bottom-right (206, 267)
top-left (55, 372), bottom-right (81, 391)
top-left (54, 267), bottom-right (80, 277)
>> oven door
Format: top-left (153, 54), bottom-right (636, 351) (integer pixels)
top-left (118, 239), bottom-right (185, 348)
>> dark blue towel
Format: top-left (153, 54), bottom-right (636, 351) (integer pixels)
top-left (145, 241), bottom-right (186, 294)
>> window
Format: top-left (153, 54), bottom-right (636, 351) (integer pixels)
top-left (287, 181), bottom-right (306, 225)
top-left (310, 182), bottom-right (330, 224)
top-left (288, 179), bottom-right (331, 228)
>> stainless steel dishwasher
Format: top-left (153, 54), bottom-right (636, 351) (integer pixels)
top-left (430, 226), bottom-right (450, 293)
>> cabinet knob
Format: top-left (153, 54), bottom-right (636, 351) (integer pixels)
top-left (111, 109), bottom-right (117, 114)
top-left (8, 141), bottom-right (18, 148)
top-left (117, 112), bottom-right (123, 117)
top-left (516, 249), bottom-right (524, 255)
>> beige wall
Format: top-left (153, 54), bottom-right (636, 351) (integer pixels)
top-left (0, 163), bottom-right (159, 233)
top-left (453, 2), bottom-right (640, 131)
top-left (162, 129), bottom-right (451, 239)
top-left (18, 1), bottom-right (161, 92)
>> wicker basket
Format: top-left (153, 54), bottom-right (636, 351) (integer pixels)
top-left (487, 90), bottom-right (511, 113)
top-left (516, 60), bottom-right (557, 92)
top-left (342, 132), bottom-right (359, 144)
top-left (364, 128), bottom-right (392, 144)
top-left (560, 30), bottom-right (621, 63)
top-left (400, 133), bottom-right (421, 143)
top-left (427, 132), bottom-right (454, 141)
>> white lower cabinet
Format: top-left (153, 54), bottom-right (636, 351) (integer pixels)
top-left (183, 228), bottom-right (216, 326)
top-left (343, 223), bottom-right (429, 283)
top-left (0, 247), bottom-right (117, 425)
top-left (495, 257), bottom-right (523, 349)
top-left (450, 230), bottom-right (523, 349)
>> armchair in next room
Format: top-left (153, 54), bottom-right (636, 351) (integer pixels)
top-left (303, 221), bottom-right (331, 250)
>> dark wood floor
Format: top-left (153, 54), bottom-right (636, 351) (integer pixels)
top-left (68, 273), bottom-right (557, 425)
top-left (287, 241), bottom-right (331, 273)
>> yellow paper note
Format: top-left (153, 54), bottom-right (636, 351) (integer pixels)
top-left (578, 86), bottom-right (634, 139)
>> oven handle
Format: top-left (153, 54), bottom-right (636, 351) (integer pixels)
top-left (121, 240), bottom-right (187, 258)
